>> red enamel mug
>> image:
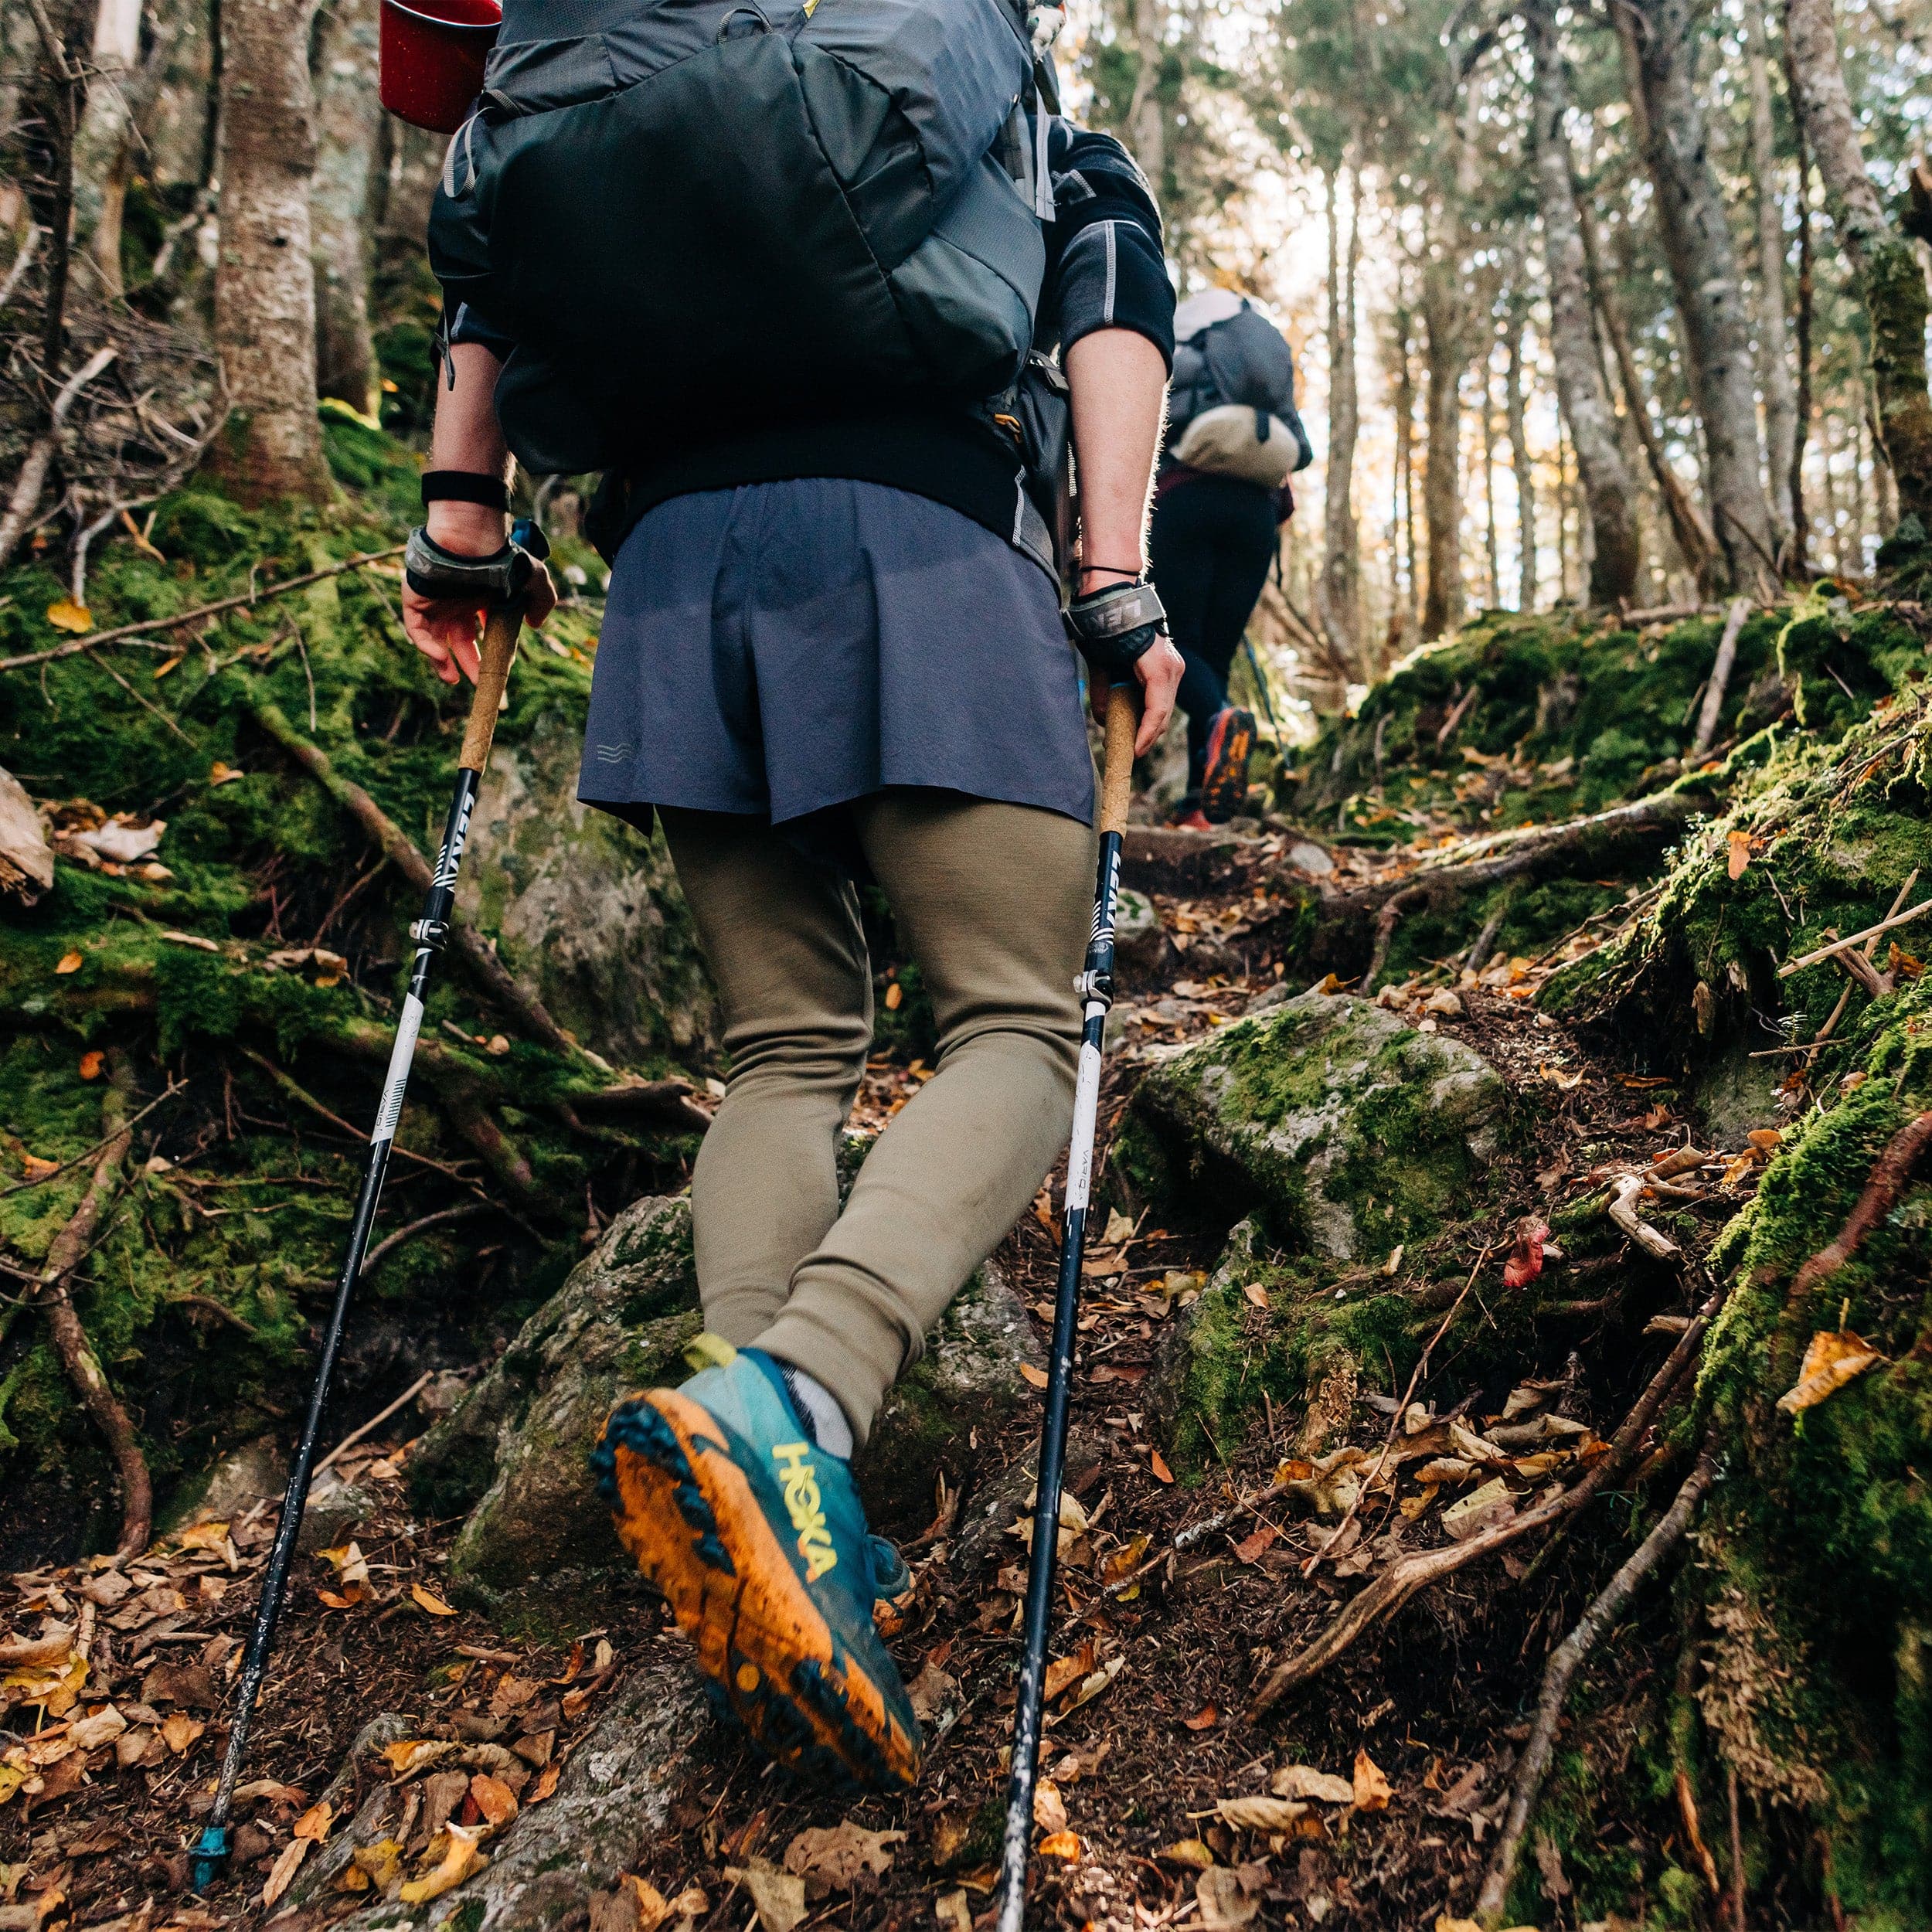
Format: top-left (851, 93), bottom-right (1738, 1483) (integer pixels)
top-left (379, 0), bottom-right (502, 134)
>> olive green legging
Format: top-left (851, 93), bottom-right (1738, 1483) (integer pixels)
top-left (658, 793), bottom-right (1094, 1447)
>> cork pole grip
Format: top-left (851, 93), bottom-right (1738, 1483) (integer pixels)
top-left (458, 604), bottom-right (522, 774)
top-left (1099, 680), bottom-right (1138, 838)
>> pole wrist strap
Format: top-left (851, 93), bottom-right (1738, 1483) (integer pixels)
top-left (405, 519), bottom-right (549, 606)
top-left (1065, 577), bottom-right (1166, 678)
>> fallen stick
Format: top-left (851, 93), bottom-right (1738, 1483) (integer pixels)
top-left (1475, 1437), bottom-right (1718, 1924)
top-left (0, 544), bottom-right (406, 673)
top-left (0, 1078), bottom-right (184, 1197)
top-left (1247, 1274), bottom-right (1725, 1719)
top-left (251, 702), bottom-right (580, 1061)
top-left (0, 346), bottom-right (117, 576)
top-left (1676, 1768), bottom-right (1723, 1896)
top-left (1786, 1111), bottom-right (1932, 1311)
top-left (1687, 597), bottom-right (1751, 760)
top-left (1778, 898), bottom-right (1932, 977)
top-left (1365, 884), bottom-right (1426, 990)
top-left (31, 1061), bottom-right (152, 1560)
top-left (355, 1202), bottom-right (491, 1281)
top-left (315, 1370), bottom-right (436, 1476)
top-left (1800, 870), bottom-right (1919, 1071)
top-left (1608, 1174), bottom-right (1682, 1260)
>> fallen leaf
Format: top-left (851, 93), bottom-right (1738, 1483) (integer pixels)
top-left (293, 1800), bottom-right (334, 1842)
top-left (1100, 1206), bottom-right (1137, 1246)
top-left (77, 1050), bottom-right (104, 1081)
top-left (1501, 1217), bottom-right (1550, 1291)
top-left (381, 1738), bottom-right (457, 1778)
top-left (1726, 829), bottom-right (1754, 879)
top-left (172, 1519), bottom-right (230, 1552)
top-left (1035, 1830), bottom-right (1081, 1862)
top-left (154, 655), bottom-right (184, 680)
top-left (1777, 1329), bottom-right (1884, 1415)
top-left (1242, 1282), bottom-right (1269, 1310)
top-left (261, 1835), bottom-right (311, 1908)
top-left (1215, 1794), bottom-right (1305, 1832)
top-left (45, 600), bottom-right (93, 635)
top-left (1232, 1523), bottom-right (1277, 1566)
top-left (1019, 1363), bottom-right (1048, 1390)
top-left (400, 1822), bottom-right (488, 1904)
top-left (1196, 1864), bottom-right (1264, 1930)
top-left (934, 1889), bottom-right (972, 1932)
top-left (884, 981), bottom-right (904, 1011)
top-left (527, 1762), bottom-right (560, 1804)
top-left (782, 1819), bottom-right (905, 1898)
top-left (411, 1583), bottom-right (457, 1617)
top-left (346, 1838), bottom-right (403, 1891)
top-left (1042, 1641), bottom-right (1094, 1703)
top-left (160, 1712), bottom-right (203, 1755)
top-left (55, 951), bottom-right (83, 975)
top-left (1053, 1653), bottom-right (1127, 1717)
top-left (1272, 1764), bottom-right (1354, 1804)
top-left (1154, 1838), bottom-right (1216, 1869)
top-left (724, 1859), bottom-right (806, 1932)
top-left (66, 1705), bottom-right (125, 1751)
top-left (1441, 1477), bottom-right (1515, 1541)
top-left (1148, 1449), bottom-right (1174, 1485)
top-left (906, 1659), bottom-right (958, 1724)
top-left (470, 1773), bottom-right (518, 1828)
top-left (1032, 1781), bottom-right (1068, 1834)
top-left (1352, 1747), bottom-right (1392, 1811)
top-left (208, 761), bottom-right (245, 787)
top-left (1182, 1703), bottom-right (1219, 1731)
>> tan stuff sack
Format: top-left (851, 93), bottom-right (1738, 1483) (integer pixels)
top-left (1168, 402), bottom-right (1302, 487)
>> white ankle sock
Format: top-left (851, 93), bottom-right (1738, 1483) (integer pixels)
top-left (780, 1364), bottom-right (855, 1459)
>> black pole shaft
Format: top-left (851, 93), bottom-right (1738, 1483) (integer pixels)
top-left (190, 765), bottom-right (482, 1888)
top-left (995, 825), bottom-right (1123, 1932)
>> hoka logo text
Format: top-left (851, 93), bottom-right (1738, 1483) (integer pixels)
top-left (774, 1443), bottom-right (838, 1581)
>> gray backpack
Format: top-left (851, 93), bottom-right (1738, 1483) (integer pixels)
top-left (430, 0), bottom-right (1059, 474)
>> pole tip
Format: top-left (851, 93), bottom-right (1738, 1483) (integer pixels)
top-left (189, 1825), bottom-right (231, 1892)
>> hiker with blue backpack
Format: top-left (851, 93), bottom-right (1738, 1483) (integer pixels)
top-left (1151, 290), bottom-right (1311, 827)
top-left (398, 0), bottom-right (1182, 1798)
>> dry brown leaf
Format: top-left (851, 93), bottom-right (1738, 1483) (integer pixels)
top-left (159, 1713), bottom-right (203, 1755)
top-left (1242, 1282), bottom-right (1269, 1310)
top-left (724, 1859), bottom-right (806, 1932)
top-left (781, 1818), bottom-right (905, 1898)
top-left (1352, 1747), bottom-right (1393, 1811)
top-left (293, 1800), bottom-right (333, 1842)
top-left (400, 1822), bottom-right (488, 1904)
top-left (934, 1889), bottom-right (972, 1931)
top-left (411, 1583), bottom-right (458, 1617)
top-left (66, 1706), bottom-right (125, 1750)
top-left (1777, 1329), bottom-right (1884, 1415)
top-left (1215, 1794), bottom-right (1305, 1832)
top-left (1231, 1523), bottom-right (1277, 1566)
top-left (527, 1761), bottom-right (561, 1804)
top-left (260, 1835), bottom-right (311, 1908)
top-left (1271, 1764), bottom-right (1354, 1804)
top-left (470, 1774), bottom-right (518, 1828)
top-left (381, 1738), bottom-right (457, 1779)
top-left (1019, 1364), bottom-right (1048, 1389)
top-left (1042, 1640), bottom-right (1094, 1703)
top-left (1196, 1864), bottom-right (1265, 1930)
top-left (1148, 1449), bottom-right (1174, 1485)
top-left (1032, 1781), bottom-right (1068, 1835)
top-left (1182, 1704), bottom-right (1219, 1731)
top-left (906, 1659), bottom-right (958, 1724)
top-left (1726, 828), bottom-right (1753, 879)
top-left (54, 951), bottom-right (83, 976)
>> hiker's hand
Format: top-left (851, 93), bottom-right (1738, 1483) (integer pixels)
top-left (1080, 566), bottom-right (1182, 756)
top-left (403, 505), bottom-right (557, 686)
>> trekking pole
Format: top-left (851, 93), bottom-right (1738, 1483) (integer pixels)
top-left (189, 591), bottom-right (527, 1890)
top-left (995, 677), bottom-right (1138, 1932)
top-left (1240, 633), bottom-right (1283, 740)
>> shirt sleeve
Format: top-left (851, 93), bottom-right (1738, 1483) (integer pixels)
top-left (444, 298), bottom-right (518, 359)
top-left (1041, 121), bottom-right (1175, 369)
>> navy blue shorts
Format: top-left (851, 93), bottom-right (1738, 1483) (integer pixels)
top-left (577, 479), bottom-right (1095, 850)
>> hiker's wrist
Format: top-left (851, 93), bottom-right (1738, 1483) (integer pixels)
top-left (424, 501), bottom-right (510, 556)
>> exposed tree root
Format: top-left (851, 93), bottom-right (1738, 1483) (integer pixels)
top-left (31, 1060), bottom-right (152, 1560)
top-left (1247, 1271), bottom-right (1726, 1719)
top-left (1475, 1434), bottom-right (1719, 1924)
top-left (250, 700), bottom-right (582, 1062)
top-left (1787, 1110), bottom-right (1932, 1307)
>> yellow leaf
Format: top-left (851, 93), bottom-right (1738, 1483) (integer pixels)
top-left (399, 1822), bottom-right (488, 1904)
top-left (1777, 1329), bottom-right (1884, 1415)
top-left (1035, 1830), bottom-right (1081, 1862)
top-left (77, 1050), bottom-right (104, 1080)
top-left (1726, 828), bottom-right (1753, 879)
top-left (55, 951), bottom-right (83, 975)
top-left (261, 1834), bottom-right (311, 1907)
top-left (1154, 1839), bottom-right (1216, 1869)
top-left (208, 761), bottom-right (244, 787)
top-left (1352, 1746), bottom-right (1392, 1811)
top-left (21, 1153), bottom-right (60, 1180)
top-left (1019, 1363), bottom-right (1048, 1389)
top-left (411, 1583), bottom-right (458, 1617)
top-left (172, 1519), bottom-right (230, 1551)
top-left (46, 599), bottom-right (94, 634)
top-left (153, 656), bottom-right (184, 681)
top-left (349, 1838), bottom-right (403, 1891)
top-left (381, 1738), bottom-right (454, 1777)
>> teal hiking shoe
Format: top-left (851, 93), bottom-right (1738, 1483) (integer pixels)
top-left (592, 1335), bottom-right (923, 1791)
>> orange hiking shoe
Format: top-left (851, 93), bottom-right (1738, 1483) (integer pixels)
top-left (593, 1338), bottom-right (922, 1792)
top-left (1198, 705), bottom-right (1257, 823)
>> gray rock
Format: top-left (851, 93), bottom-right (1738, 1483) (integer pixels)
top-left (321, 1645), bottom-right (711, 1932)
top-left (297, 1470), bottom-right (377, 1555)
top-left (1114, 887), bottom-right (1175, 987)
top-left (947, 1427), bottom-right (1109, 1582)
top-left (457, 709), bottom-right (716, 1065)
top-left (1284, 838), bottom-right (1336, 877)
top-left (1131, 988), bottom-right (1508, 1262)
top-left (165, 1434), bottom-right (288, 1533)
top-left (417, 1191), bottom-right (1048, 1605)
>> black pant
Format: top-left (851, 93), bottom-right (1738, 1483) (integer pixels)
top-left (1148, 474), bottom-right (1279, 787)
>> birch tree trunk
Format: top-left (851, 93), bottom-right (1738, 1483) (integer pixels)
top-left (312, 0), bottom-right (383, 417)
top-left (207, 0), bottom-right (331, 502)
top-left (1784, 0), bottom-right (1932, 539)
top-left (70, 0), bottom-right (143, 297)
top-left (1527, 0), bottom-right (1638, 606)
top-left (1744, 1), bottom-right (1798, 552)
top-left (1628, 0), bottom-right (1779, 597)
top-left (1505, 308), bottom-right (1536, 609)
top-left (1318, 163), bottom-right (1363, 677)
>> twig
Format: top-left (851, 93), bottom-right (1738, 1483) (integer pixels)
top-left (1778, 900), bottom-right (1932, 977)
top-left (1785, 1111), bottom-right (1932, 1311)
top-left (315, 1370), bottom-right (436, 1475)
top-left (1247, 1273), bottom-right (1726, 1719)
top-left (0, 345), bottom-right (117, 575)
top-left (1608, 1174), bottom-right (1682, 1260)
top-left (1476, 1437), bottom-right (1718, 1923)
top-left (1677, 1769), bottom-right (1723, 1896)
top-left (0, 225), bottom-right (42, 315)
top-left (1728, 1764), bottom-right (1747, 1932)
top-left (1366, 885), bottom-right (1425, 989)
top-left (29, 1059), bottom-right (152, 1560)
top-left (0, 1078), bottom-right (185, 1196)
top-left (1434, 685), bottom-right (1478, 750)
top-left (357, 1202), bottom-right (491, 1281)
top-left (0, 545), bottom-right (406, 673)
top-left (1305, 1243), bottom-right (1492, 1579)
top-left (1688, 597), bottom-right (1751, 760)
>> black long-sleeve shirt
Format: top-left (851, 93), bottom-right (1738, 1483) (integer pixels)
top-left (448, 116), bottom-right (1175, 559)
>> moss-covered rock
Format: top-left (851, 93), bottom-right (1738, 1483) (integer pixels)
top-left (1130, 988), bottom-right (1509, 1261)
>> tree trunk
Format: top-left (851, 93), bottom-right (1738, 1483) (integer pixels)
top-left (1785, 45), bottom-right (1815, 576)
top-left (1628, 0), bottom-right (1779, 597)
top-left (1505, 308), bottom-right (1537, 609)
top-left (1527, 0), bottom-right (1639, 606)
top-left (1126, 0), bottom-right (1166, 193)
top-left (1393, 308), bottom-right (1418, 651)
top-left (1784, 0), bottom-right (1932, 540)
top-left (1743, 1), bottom-right (1798, 553)
top-left (70, 0), bottom-right (143, 298)
top-left (1319, 163), bottom-right (1363, 677)
top-left (311, 0), bottom-right (382, 416)
top-left (1481, 354), bottom-right (1500, 605)
top-left (1420, 263), bottom-right (1466, 639)
top-left (206, 0), bottom-right (331, 502)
